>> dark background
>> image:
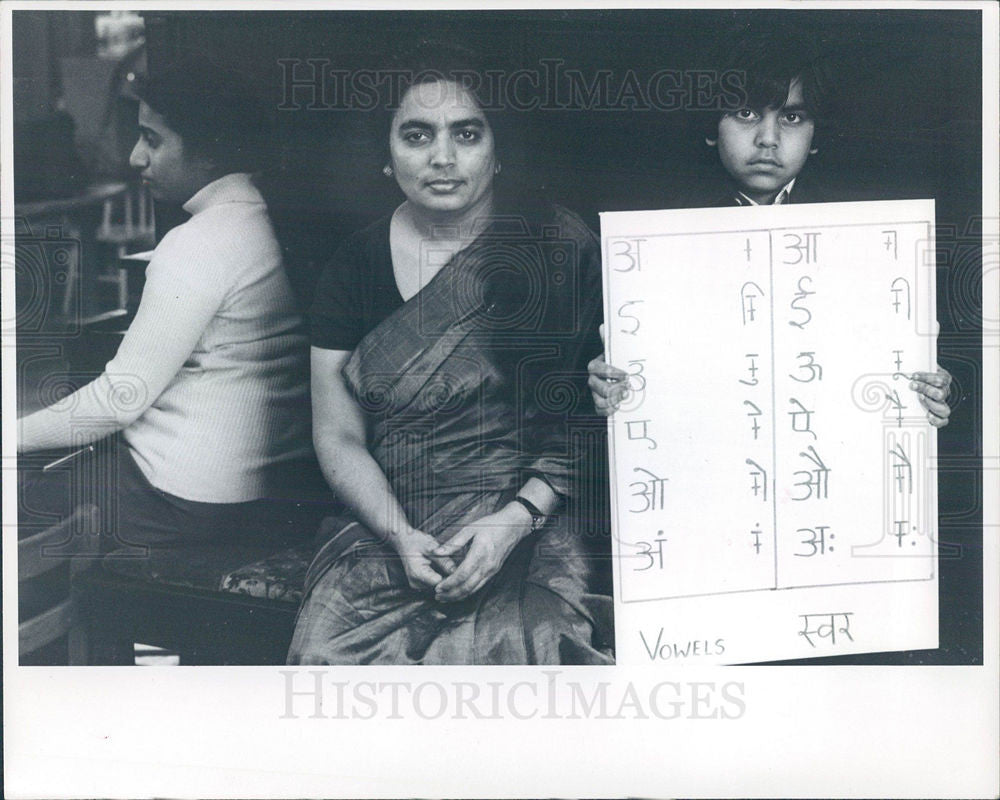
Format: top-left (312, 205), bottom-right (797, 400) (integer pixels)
top-left (13, 8), bottom-right (985, 664)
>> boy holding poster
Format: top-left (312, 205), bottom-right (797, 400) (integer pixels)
top-left (588, 20), bottom-right (952, 422)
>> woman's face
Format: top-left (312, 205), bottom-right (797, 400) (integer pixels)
top-left (389, 80), bottom-right (496, 217)
top-left (129, 101), bottom-right (216, 205)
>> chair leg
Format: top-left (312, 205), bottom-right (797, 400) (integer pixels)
top-left (117, 266), bottom-right (128, 309)
top-left (67, 625), bottom-right (89, 665)
top-left (72, 561), bottom-right (136, 665)
top-left (60, 242), bottom-right (77, 318)
top-left (84, 627), bottom-right (135, 665)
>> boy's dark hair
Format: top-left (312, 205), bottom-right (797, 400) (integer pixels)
top-left (132, 53), bottom-right (273, 174)
top-left (697, 16), bottom-right (836, 143)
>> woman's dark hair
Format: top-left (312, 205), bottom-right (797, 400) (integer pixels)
top-left (695, 16), bottom-right (837, 144)
top-left (132, 53), bottom-right (273, 174)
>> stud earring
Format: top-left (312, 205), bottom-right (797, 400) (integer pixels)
top-left (494, 162), bottom-right (502, 176)
top-left (382, 164), bottom-right (393, 177)
top-left (809, 147), bottom-right (819, 154)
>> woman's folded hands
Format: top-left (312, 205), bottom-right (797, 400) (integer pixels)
top-left (422, 503), bottom-right (534, 603)
top-left (387, 528), bottom-right (458, 592)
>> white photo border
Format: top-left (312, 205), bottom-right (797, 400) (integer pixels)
top-left (3, 2), bottom-right (997, 798)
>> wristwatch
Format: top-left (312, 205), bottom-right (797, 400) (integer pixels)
top-left (512, 495), bottom-right (546, 532)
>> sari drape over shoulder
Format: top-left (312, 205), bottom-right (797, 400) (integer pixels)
top-left (288, 204), bottom-right (614, 665)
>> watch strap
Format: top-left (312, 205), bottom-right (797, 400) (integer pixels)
top-left (512, 496), bottom-right (546, 531)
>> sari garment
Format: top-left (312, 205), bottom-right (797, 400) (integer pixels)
top-left (288, 209), bottom-right (614, 665)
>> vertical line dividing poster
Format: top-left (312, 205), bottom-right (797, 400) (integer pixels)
top-left (600, 200), bottom-right (938, 665)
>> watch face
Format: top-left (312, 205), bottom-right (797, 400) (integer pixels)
top-left (514, 497), bottom-right (545, 531)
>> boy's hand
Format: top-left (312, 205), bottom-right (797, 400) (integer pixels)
top-left (588, 354), bottom-right (630, 416)
top-left (588, 326), bottom-right (952, 428)
top-left (588, 324), bottom-right (630, 416)
top-left (910, 367), bottom-right (952, 428)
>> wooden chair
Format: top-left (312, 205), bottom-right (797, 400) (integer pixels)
top-left (95, 182), bottom-right (156, 309)
top-left (72, 538), bottom-right (313, 665)
top-left (18, 504), bottom-right (100, 665)
top-left (20, 444), bottom-right (318, 666)
top-left (14, 181), bottom-right (128, 320)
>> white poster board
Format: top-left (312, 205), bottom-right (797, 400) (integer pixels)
top-left (601, 200), bottom-right (938, 665)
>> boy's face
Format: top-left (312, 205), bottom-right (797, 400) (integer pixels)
top-left (713, 78), bottom-right (816, 204)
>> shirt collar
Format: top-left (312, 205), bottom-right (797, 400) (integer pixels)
top-left (735, 178), bottom-right (797, 206)
top-left (183, 173), bottom-right (262, 216)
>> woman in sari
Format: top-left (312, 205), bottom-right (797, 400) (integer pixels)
top-left (287, 47), bottom-right (613, 665)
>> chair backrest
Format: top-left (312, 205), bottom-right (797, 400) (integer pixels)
top-left (18, 503), bottom-right (100, 660)
top-left (97, 182), bottom-right (156, 248)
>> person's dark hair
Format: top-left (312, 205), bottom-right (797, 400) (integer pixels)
top-left (132, 53), bottom-right (273, 174)
top-left (696, 17), bottom-right (836, 144)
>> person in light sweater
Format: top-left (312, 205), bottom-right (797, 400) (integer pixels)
top-left (18, 58), bottom-right (317, 549)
